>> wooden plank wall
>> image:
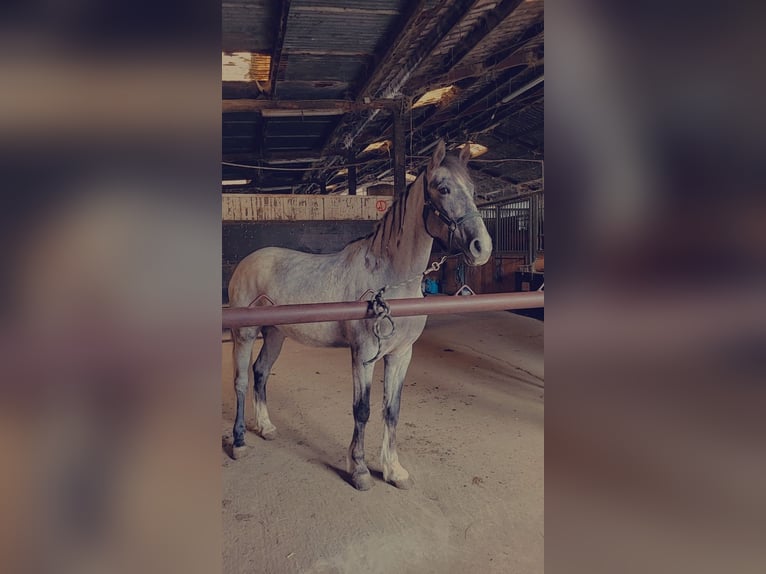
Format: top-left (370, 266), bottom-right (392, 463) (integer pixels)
top-left (222, 194), bottom-right (393, 221)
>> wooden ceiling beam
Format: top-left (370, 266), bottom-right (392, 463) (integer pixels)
top-left (342, 0), bottom-right (484, 144)
top-left (269, 0), bottom-right (292, 97)
top-left (429, 0), bottom-right (526, 80)
top-left (407, 69), bottom-right (536, 148)
top-left (309, 0), bottom-right (482, 190)
top-left (461, 88), bottom-right (544, 135)
top-left (222, 98), bottom-right (397, 114)
top-left (355, 0), bottom-right (441, 101)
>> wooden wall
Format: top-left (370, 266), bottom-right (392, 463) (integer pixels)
top-left (222, 194), bottom-right (393, 221)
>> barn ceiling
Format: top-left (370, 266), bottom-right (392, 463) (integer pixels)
top-left (222, 0), bottom-right (544, 204)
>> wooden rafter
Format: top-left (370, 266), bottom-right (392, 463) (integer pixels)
top-left (269, 0), bottom-right (292, 97)
top-left (428, 0), bottom-right (527, 81)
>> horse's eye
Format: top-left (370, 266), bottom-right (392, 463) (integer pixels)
top-left (437, 185), bottom-right (450, 195)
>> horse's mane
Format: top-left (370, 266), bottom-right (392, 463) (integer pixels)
top-left (341, 151), bottom-right (470, 259)
top-left (342, 170), bottom-right (423, 260)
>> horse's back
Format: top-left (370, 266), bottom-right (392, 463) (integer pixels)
top-left (228, 246), bottom-right (366, 347)
top-left (230, 247), bottom-right (313, 304)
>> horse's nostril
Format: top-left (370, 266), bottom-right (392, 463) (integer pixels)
top-left (470, 238), bottom-right (483, 255)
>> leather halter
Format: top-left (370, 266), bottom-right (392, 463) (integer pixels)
top-left (422, 179), bottom-right (482, 252)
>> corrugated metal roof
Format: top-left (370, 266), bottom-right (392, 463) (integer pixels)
top-left (275, 81), bottom-right (351, 99)
top-left (412, 0), bottom-right (543, 85)
top-left (222, 0), bottom-right (276, 52)
top-left (222, 0), bottom-right (544, 193)
top-left (291, 0), bottom-right (406, 9)
top-left (282, 54), bottom-right (371, 82)
top-left (263, 116), bottom-right (338, 151)
top-left (462, 2), bottom-right (543, 66)
top-left (283, 10), bottom-right (400, 54)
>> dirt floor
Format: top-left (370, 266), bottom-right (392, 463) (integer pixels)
top-left (222, 311), bottom-right (544, 574)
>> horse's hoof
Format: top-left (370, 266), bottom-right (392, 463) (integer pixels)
top-left (351, 470), bottom-right (374, 491)
top-left (389, 476), bottom-right (414, 490)
top-left (232, 445), bottom-right (248, 460)
top-left (259, 426), bottom-right (277, 440)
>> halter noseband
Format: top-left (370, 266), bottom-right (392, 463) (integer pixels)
top-left (422, 182), bottom-right (482, 252)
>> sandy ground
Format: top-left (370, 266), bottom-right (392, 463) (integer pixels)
top-left (222, 311), bottom-right (543, 574)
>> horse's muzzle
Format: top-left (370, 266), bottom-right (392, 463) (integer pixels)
top-left (467, 237), bottom-right (491, 265)
top-left (461, 225), bottom-right (492, 266)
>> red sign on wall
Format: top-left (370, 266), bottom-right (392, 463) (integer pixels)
top-left (375, 200), bottom-right (388, 212)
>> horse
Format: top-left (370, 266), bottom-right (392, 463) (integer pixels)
top-left (227, 140), bottom-right (492, 490)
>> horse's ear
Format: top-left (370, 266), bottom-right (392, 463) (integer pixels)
top-left (429, 140), bottom-right (446, 173)
top-left (459, 143), bottom-right (472, 166)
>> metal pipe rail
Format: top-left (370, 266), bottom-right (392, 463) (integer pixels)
top-left (223, 292), bottom-right (544, 329)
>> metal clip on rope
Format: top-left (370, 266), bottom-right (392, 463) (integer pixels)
top-left (363, 255), bottom-right (448, 365)
top-left (365, 287), bottom-right (395, 366)
top-left (424, 255), bottom-right (447, 276)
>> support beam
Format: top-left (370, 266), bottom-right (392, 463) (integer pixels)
top-left (481, 21), bottom-right (544, 70)
top-left (345, 0), bottom-right (483, 148)
top-left (355, 0), bottom-right (434, 100)
top-left (269, 0), bottom-right (292, 97)
top-left (393, 100), bottom-right (406, 197)
top-left (430, 0), bottom-right (526, 79)
top-left (413, 66), bottom-right (534, 139)
top-left (314, 0), bottom-right (480, 177)
top-left (223, 99), bottom-right (397, 114)
top-left (372, 0), bottom-right (482, 99)
top-left (410, 69), bottom-right (544, 152)
top-left (438, 51), bottom-right (529, 85)
top-left (223, 292), bottom-right (544, 329)
top-left (290, 5), bottom-right (400, 16)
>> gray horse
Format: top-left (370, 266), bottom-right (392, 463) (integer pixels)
top-left (228, 140), bottom-right (492, 490)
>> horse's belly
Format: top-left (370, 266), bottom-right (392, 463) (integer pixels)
top-left (276, 322), bottom-right (348, 348)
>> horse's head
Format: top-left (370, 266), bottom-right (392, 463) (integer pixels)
top-left (423, 140), bottom-right (493, 266)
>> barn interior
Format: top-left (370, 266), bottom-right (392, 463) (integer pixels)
top-left (223, 0), bottom-right (544, 298)
top-left (222, 2), bottom-right (544, 572)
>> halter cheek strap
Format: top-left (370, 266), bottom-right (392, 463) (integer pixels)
top-left (422, 191), bottom-right (482, 252)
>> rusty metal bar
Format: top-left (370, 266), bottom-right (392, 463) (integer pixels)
top-left (223, 292), bottom-right (543, 329)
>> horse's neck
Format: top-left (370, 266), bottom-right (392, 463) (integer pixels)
top-left (367, 174), bottom-right (433, 280)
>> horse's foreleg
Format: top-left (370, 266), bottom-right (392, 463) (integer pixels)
top-left (232, 328), bottom-right (257, 459)
top-left (252, 326), bottom-right (285, 440)
top-left (381, 346), bottom-right (414, 489)
top-left (347, 348), bottom-right (374, 491)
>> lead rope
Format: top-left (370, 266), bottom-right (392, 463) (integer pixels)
top-left (363, 255), bottom-right (449, 365)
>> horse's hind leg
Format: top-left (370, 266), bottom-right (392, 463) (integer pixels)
top-left (381, 346), bottom-right (414, 489)
top-left (252, 326), bottom-right (285, 440)
top-left (232, 327), bottom-right (258, 459)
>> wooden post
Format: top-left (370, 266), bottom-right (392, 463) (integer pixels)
top-left (393, 99), bottom-right (406, 197)
top-left (348, 148), bottom-right (357, 196)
